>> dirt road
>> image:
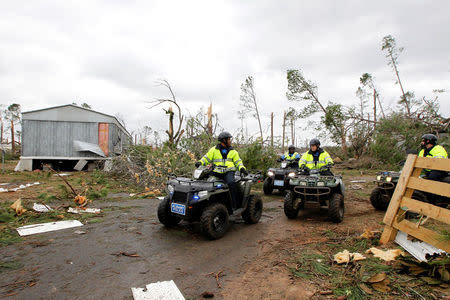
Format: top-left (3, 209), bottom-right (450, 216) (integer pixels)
top-left (0, 179), bottom-right (384, 299)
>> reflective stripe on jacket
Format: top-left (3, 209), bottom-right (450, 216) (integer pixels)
top-left (299, 149), bottom-right (333, 170)
top-left (282, 152), bottom-right (300, 161)
top-left (418, 145), bottom-right (448, 171)
top-left (198, 145), bottom-right (246, 173)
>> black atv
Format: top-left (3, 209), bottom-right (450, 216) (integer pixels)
top-left (263, 159), bottom-right (299, 195)
top-left (157, 166), bottom-right (263, 240)
top-left (371, 171), bottom-right (449, 211)
top-left (284, 166), bottom-right (345, 223)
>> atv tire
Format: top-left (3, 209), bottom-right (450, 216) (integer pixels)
top-left (157, 196), bottom-right (181, 227)
top-left (329, 193), bottom-right (344, 223)
top-left (263, 177), bottom-right (274, 195)
top-left (284, 190), bottom-right (300, 219)
top-left (242, 194), bottom-right (263, 224)
top-left (370, 187), bottom-right (390, 211)
top-left (200, 203), bottom-right (229, 240)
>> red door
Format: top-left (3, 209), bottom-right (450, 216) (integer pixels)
top-left (98, 123), bottom-right (109, 156)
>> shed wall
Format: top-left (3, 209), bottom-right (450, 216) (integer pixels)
top-left (22, 120), bottom-right (101, 157)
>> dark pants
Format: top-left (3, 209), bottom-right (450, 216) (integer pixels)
top-left (426, 170), bottom-right (448, 181)
top-left (213, 171), bottom-right (237, 209)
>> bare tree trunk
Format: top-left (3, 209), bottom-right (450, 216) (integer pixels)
top-left (389, 54), bottom-right (410, 116)
top-left (282, 111), bottom-right (286, 152)
top-left (270, 112), bottom-right (274, 148)
top-left (11, 120), bottom-right (15, 153)
top-left (167, 106), bottom-right (174, 145)
top-left (250, 85), bottom-right (263, 141)
top-left (373, 89), bottom-right (377, 131)
top-left (207, 103), bottom-right (213, 135)
top-left (290, 118), bottom-right (294, 145)
top-left (0, 121), bottom-right (3, 143)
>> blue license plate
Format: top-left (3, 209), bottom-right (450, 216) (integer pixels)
top-left (274, 180), bottom-right (284, 186)
top-left (171, 203), bottom-right (186, 215)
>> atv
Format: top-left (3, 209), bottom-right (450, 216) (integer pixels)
top-left (157, 166), bottom-right (263, 240)
top-left (284, 166), bottom-right (345, 223)
top-left (263, 159), bottom-right (299, 195)
top-left (371, 171), bottom-right (449, 211)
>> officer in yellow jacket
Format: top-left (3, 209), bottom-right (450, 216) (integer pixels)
top-left (418, 134), bottom-right (448, 181)
top-left (195, 131), bottom-right (247, 209)
top-left (299, 139), bottom-right (333, 174)
top-left (281, 145), bottom-right (300, 164)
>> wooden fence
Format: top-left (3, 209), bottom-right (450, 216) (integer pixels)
top-left (380, 154), bottom-right (450, 252)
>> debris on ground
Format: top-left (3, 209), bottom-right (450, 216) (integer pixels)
top-left (74, 195), bottom-right (87, 206)
top-left (395, 231), bottom-right (447, 262)
top-left (350, 180), bottom-right (367, 183)
top-left (32, 203), bottom-right (53, 212)
top-left (366, 272), bottom-right (391, 292)
top-left (111, 251), bottom-right (140, 257)
top-left (348, 184), bottom-right (363, 190)
top-left (205, 271), bottom-right (225, 288)
top-left (74, 230), bottom-right (86, 235)
top-left (68, 207), bottom-right (101, 214)
top-left (53, 173), bottom-right (71, 177)
top-left (334, 250), bottom-right (366, 264)
top-left (131, 280), bottom-right (185, 300)
top-left (16, 220), bottom-right (83, 236)
top-left (201, 291), bottom-right (214, 298)
top-left (366, 247), bottom-right (405, 261)
top-left (10, 199), bottom-right (26, 215)
top-left (359, 229), bottom-right (381, 239)
top-left (0, 182), bottom-right (40, 193)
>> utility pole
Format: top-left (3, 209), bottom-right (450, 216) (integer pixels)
top-left (270, 112), bottom-right (274, 148)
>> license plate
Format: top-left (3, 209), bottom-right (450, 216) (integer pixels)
top-left (171, 203), bottom-right (186, 215)
top-left (274, 180), bottom-right (284, 186)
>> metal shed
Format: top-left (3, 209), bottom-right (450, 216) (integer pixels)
top-left (15, 104), bottom-right (132, 171)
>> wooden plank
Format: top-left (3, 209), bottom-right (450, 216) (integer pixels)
top-left (380, 225), bottom-right (398, 245)
top-left (383, 155), bottom-right (417, 226)
top-left (404, 166), bottom-right (423, 199)
top-left (415, 156), bottom-right (450, 172)
top-left (98, 123), bottom-right (109, 156)
top-left (393, 219), bottom-right (450, 253)
top-left (407, 177), bottom-right (450, 198)
top-left (401, 196), bottom-right (450, 224)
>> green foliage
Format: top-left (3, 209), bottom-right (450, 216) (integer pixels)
top-left (0, 260), bottom-right (23, 273)
top-left (237, 139), bottom-right (278, 174)
top-left (371, 114), bottom-right (427, 165)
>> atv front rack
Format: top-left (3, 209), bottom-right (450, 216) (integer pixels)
top-left (293, 186), bottom-right (332, 196)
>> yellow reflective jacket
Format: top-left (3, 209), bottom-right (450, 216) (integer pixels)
top-left (299, 149), bottom-right (333, 170)
top-left (418, 145), bottom-right (448, 172)
top-left (198, 145), bottom-right (246, 173)
top-left (282, 152), bottom-right (300, 162)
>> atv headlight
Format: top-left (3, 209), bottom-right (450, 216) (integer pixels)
top-left (376, 175), bottom-right (381, 181)
top-left (198, 190), bottom-right (208, 198)
top-left (300, 181), bottom-right (307, 186)
top-left (317, 181), bottom-right (325, 187)
top-left (267, 171), bottom-right (275, 177)
top-left (386, 176), bottom-right (392, 182)
top-left (288, 172), bottom-right (296, 178)
top-left (167, 184), bottom-right (174, 194)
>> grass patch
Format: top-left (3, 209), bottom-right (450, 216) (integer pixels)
top-left (0, 260), bottom-right (23, 273)
top-left (86, 217), bottom-right (104, 224)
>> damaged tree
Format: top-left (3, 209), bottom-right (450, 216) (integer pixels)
top-left (148, 79), bottom-right (185, 148)
top-left (4, 103), bottom-right (21, 153)
top-left (239, 76), bottom-right (264, 141)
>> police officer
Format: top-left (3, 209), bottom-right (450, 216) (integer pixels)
top-left (418, 134), bottom-right (448, 181)
top-left (195, 132), bottom-right (247, 210)
top-left (299, 139), bottom-right (333, 174)
top-left (281, 145), bottom-right (300, 164)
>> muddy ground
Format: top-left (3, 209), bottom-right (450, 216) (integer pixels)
top-left (1, 166), bottom-right (447, 299)
top-left (0, 169), bottom-right (388, 299)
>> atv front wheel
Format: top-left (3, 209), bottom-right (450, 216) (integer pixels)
top-left (284, 190), bottom-right (301, 219)
top-left (329, 193), bottom-right (344, 223)
top-left (263, 177), bottom-right (274, 195)
top-left (157, 196), bottom-right (181, 227)
top-left (242, 195), bottom-right (263, 224)
top-left (200, 203), bottom-right (229, 240)
top-left (370, 187), bottom-right (390, 211)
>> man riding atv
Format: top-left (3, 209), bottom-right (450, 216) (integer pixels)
top-left (196, 131), bottom-right (248, 211)
top-left (264, 145), bottom-right (300, 195)
top-left (299, 139), bottom-right (333, 174)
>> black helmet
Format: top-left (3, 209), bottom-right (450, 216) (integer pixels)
top-left (218, 131), bottom-right (232, 142)
top-left (288, 145), bottom-right (295, 150)
top-left (421, 134), bottom-right (437, 145)
top-left (310, 138), bottom-right (320, 147)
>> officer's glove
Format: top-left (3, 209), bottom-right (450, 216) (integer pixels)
top-left (240, 168), bottom-right (248, 176)
top-left (195, 162), bottom-right (201, 168)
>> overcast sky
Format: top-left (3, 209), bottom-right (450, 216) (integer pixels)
top-left (1, 0), bottom-right (449, 144)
